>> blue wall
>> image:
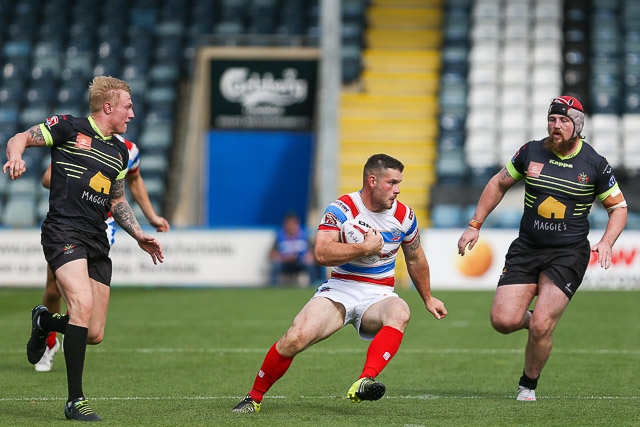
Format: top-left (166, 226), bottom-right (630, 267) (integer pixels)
top-left (205, 130), bottom-right (314, 227)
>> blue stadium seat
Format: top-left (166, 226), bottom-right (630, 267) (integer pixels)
top-left (145, 85), bottom-right (177, 104)
top-left (93, 58), bottom-right (122, 79)
top-left (25, 80), bottom-right (57, 105)
top-left (129, 7), bottom-right (157, 30)
top-left (2, 57), bottom-right (30, 81)
top-left (138, 123), bottom-right (173, 152)
top-left (341, 45), bottom-right (362, 83)
top-left (431, 204), bottom-right (465, 228)
top-left (0, 81), bottom-right (25, 103)
top-left (6, 175), bottom-right (38, 199)
top-left (139, 153), bottom-right (169, 178)
top-left (1, 196), bottom-right (37, 228)
top-left (2, 39), bottom-right (32, 58)
top-left (19, 105), bottom-right (51, 129)
top-left (0, 101), bottom-right (21, 125)
top-left (149, 62), bottom-right (180, 84)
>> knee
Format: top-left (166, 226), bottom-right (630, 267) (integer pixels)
top-left (278, 328), bottom-right (308, 355)
top-left (87, 330), bottom-right (104, 345)
top-left (43, 284), bottom-right (61, 301)
top-left (394, 307), bottom-right (411, 330)
top-left (385, 302), bottom-right (410, 331)
top-left (527, 318), bottom-right (552, 341)
top-left (490, 312), bottom-right (521, 334)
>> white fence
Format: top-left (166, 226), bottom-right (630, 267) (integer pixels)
top-left (0, 228), bottom-right (639, 289)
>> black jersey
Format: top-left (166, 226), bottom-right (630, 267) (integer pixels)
top-left (506, 139), bottom-right (621, 248)
top-left (40, 115), bottom-right (129, 234)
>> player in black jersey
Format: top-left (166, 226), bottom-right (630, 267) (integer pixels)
top-left (457, 96), bottom-right (627, 402)
top-left (3, 76), bottom-right (164, 421)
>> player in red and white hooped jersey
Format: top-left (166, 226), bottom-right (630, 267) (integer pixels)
top-left (232, 154), bottom-right (447, 414)
top-left (36, 134), bottom-right (170, 373)
top-left (318, 190), bottom-right (418, 287)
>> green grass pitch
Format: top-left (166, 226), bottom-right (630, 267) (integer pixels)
top-left (1, 287), bottom-right (639, 426)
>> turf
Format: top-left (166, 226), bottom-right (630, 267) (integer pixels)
top-left (1, 287), bottom-right (638, 426)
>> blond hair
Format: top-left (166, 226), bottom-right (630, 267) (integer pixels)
top-left (88, 76), bottom-right (131, 113)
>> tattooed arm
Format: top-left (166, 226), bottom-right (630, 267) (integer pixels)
top-left (403, 232), bottom-right (447, 320)
top-left (111, 178), bottom-right (164, 264)
top-left (458, 167), bottom-right (519, 256)
top-left (110, 178), bottom-right (144, 240)
top-left (471, 167), bottom-right (518, 224)
top-left (3, 125), bottom-right (47, 179)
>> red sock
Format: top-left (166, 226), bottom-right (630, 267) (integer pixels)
top-left (249, 343), bottom-right (293, 403)
top-left (46, 331), bottom-right (57, 350)
top-left (360, 326), bottom-right (404, 379)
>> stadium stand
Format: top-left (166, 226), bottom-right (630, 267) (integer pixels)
top-left (430, 0), bottom-right (640, 228)
top-left (2, 0), bottom-right (639, 230)
top-left (1, 0), bottom-right (366, 228)
top-left (339, 0), bottom-right (442, 232)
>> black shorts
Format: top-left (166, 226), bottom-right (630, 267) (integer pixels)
top-left (41, 221), bottom-right (113, 286)
top-left (497, 237), bottom-right (591, 300)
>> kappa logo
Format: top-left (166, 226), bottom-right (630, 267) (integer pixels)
top-left (63, 244), bottom-right (75, 255)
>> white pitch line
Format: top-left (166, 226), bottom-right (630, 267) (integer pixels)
top-left (1, 395), bottom-right (639, 402)
top-left (1, 348), bottom-right (639, 355)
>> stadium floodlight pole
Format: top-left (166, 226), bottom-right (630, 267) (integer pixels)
top-left (314, 0), bottom-right (341, 218)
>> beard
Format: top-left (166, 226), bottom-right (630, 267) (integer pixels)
top-left (543, 132), bottom-right (576, 153)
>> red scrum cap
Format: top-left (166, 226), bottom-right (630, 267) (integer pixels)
top-left (548, 96), bottom-right (585, 139)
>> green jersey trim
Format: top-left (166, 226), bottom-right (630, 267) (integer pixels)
top-left (506, 160), bottom-right (524, 180)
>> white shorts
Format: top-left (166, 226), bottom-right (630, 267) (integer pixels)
top-left (105, 217), bottom-right (116, 247)
top-left (312, 279), bottom-right (398, 340)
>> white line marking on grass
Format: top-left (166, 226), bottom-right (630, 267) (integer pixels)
top-left (1, 348), bottom-right (640, 355)
top-left (2, 395), bottom-right (639, 402)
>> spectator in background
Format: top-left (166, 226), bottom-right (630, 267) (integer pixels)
top-left (3, 75), bottom-right (164, 421)
top-left (457, 96), bottom-right (627, 402)
top-left (34, 136), bottom-right (171, 373)
top-left (269, 211), bottom-right (320, 286)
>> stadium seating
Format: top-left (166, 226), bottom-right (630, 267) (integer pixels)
top-left (1, 0), bottom-right (363, 228)
top-left (1, 0), bottom-right (638, 230)
top-left (430, 0), bottom-right (640, 228)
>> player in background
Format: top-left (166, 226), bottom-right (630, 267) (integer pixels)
top-left (232, 153), bottom-right (447, 413)
top-left (34, 135), bottom-right (170, 372)
top-left (458, 96), bottom-right (627, 401)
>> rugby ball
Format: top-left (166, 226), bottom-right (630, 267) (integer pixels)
top-left (340, 218), bottom-right (380, 264)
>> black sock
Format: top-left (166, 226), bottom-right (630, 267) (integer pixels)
top-left (39, 311), bottom-right (69, 334)
top-left (64, 324), bottom-right (88, 401)
top-left (519, 371), bottom-right (539, 390)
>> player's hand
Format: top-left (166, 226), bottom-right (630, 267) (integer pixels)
top-left (150, 215), bottom-right (171, 232)
top-left (591, 241), bottom-right (613, 269)
top-left (457, 227), bottom-right (479, 256)
top-left (425, 296), bottom-right (447, 320)
top-left (137, 234), bottom-right (164, 265)
top-left (363, 228), bottom-right (384, 256)
top-left (2, 159), bottom-right (27, 180)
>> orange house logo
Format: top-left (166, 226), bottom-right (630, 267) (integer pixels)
top-left (89, 172), bottom-right (111, 194)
